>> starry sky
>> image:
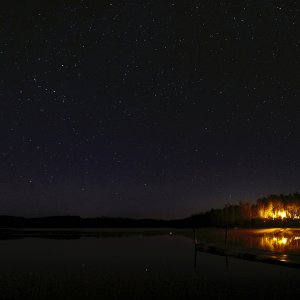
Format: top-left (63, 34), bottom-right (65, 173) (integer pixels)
top-left (0, 1), bottom-right (299, 219)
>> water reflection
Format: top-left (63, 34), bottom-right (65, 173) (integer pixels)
top-left (227, 228), bottom-right (300, 254)
top-left (1, 233), bottom-right (300, 299)
top-left (258, 232), bottom-right (300, 252)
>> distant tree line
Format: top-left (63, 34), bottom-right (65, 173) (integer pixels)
top-left (1, 193), bottom-right (299, 229)
top-left (190, 193), bottom-right (300, 227)
top-left (0, 215), bottom-right (192, 229)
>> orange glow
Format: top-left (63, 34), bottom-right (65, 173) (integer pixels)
top-left (259, 235), bottom-right (292, 252)
top-left (257, 201), bottom-right (300, 220)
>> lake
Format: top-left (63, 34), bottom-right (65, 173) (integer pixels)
top-left (0, 228), bottom-right (300, 299)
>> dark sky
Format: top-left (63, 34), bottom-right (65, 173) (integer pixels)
top-left (0, 1), bottom-right (299, 218)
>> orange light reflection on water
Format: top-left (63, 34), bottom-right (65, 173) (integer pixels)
top-left (228, 228), bottom-right (300, 254)
top-left (258, 234), bottom-right (300, 252)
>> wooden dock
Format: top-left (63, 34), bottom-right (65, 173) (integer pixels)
top-left (195, 241), bottom-right (300, 269)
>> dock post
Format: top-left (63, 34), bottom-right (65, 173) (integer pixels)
top-left (194, 244), bottom-right (197, 267)
top-left (194, 228), bottom-right (197, 267)
top-left (225, 226), bottom-right (228, 245)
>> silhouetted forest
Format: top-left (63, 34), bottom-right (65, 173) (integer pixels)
top-left (0, 215), bottom-right (192, 229)
top-left (1, 193), bottom-right (300, 229)
top-left (190, 193), bottom-right (300, 227)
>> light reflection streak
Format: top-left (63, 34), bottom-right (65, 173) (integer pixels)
top-left (258, 234), bottom-right (300, 252)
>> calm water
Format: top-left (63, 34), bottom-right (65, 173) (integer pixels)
top-left (0, 229), bottom-right (300, 299)
top-left (196, 227), bottom-right (300, 254)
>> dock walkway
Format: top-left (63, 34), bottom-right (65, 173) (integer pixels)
top-left (195, 241), bottom-right (300, 269)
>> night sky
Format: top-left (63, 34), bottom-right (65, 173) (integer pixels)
top-left (0, 1), bottom-right (299, 219)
